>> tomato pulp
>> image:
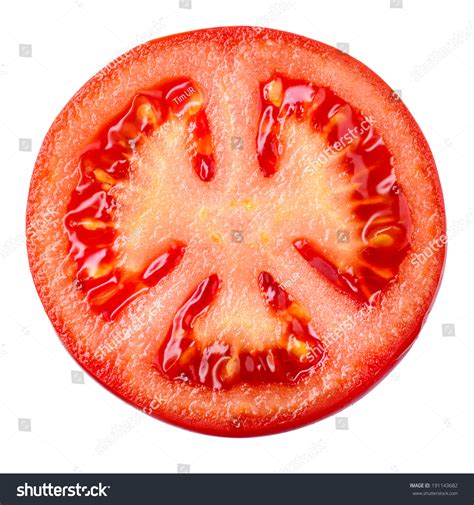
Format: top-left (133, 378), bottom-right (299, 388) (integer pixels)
top-left (27, 27), bottom-right (446, 436)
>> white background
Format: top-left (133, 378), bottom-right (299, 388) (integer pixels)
top-left (0, 0), bottom-right (473, 473)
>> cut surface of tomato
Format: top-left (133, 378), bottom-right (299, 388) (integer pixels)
top-left (27, 27), bottom-right (445, 436)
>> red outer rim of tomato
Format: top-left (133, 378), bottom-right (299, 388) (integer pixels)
top-left (26, 26), bottom-right (446, 437)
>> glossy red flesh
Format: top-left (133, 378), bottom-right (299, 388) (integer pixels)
top-left (154, 272), bottom-right (325, 389)
top-left (64, 78), bottom-right (215, 319)
top-left (65, 74), bottom-right (413, 388)
top-left (27, 27), bottom-right (446, 436)
top-left (257, 75), bottom-right (411, 304)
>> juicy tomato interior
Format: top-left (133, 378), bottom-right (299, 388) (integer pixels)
top-left (65, 78), bottom-right (212, 319)
top-left (64, 73), bottom-right (411, 391)
top-left (27, 27), bottom-right (445, 436)
top-left (257, 75), bottom-right (411, 303)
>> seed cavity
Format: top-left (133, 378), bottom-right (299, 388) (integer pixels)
top-left (65, 78), bottom-right (213, 319)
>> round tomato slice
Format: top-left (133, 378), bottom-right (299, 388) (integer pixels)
top-left (26, 27), bottom-right (446, 437)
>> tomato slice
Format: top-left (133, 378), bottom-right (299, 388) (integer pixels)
top-left (26, 27), bottom-right (446, 436)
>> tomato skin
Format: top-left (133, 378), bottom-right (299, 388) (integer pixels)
top-left (27, 26), bottom-right (446, 437)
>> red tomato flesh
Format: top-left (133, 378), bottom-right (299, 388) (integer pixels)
top-left (27, 27), bottom-right (446, 436)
